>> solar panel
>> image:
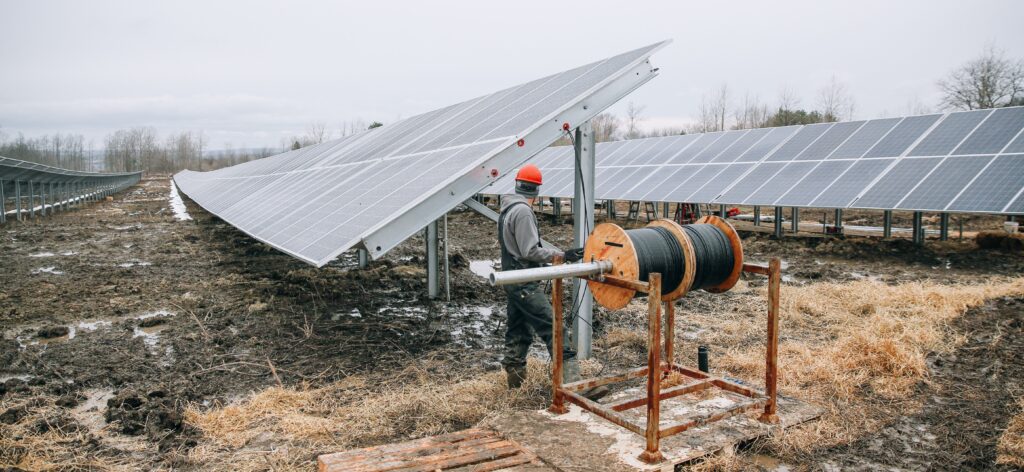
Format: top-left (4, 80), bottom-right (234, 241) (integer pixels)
top-left (715, 162), bottom-right (786, 203)
top-left (954, 107), bottom-right (1024, 155)
top-left (775, 160), bottom-right (853, 206)
top-left (808, 158), bottom-right (894, 208)
top-left (711, 128), bottom-right (772, 163)
top-left (488, 107), bottom-right (1024, 215)
top-left (690, 130), bottom-right (747, 163)
top-left (863, 114), bottom-right (941, 158)
top-left (829, 118), bottom-right (900, 159)
top-left (896, 156), bottom-right (994, 211)
top-left (744, 161), bottom-right (818, 205)
top-left (795, 121), bottom-right (864, 160)
top-left (855, 158), bottom-right (942, 209)
top-left (908, 110), bottom-right (991, 156)
top-left (947, 153), bottom-right (1024, 212)
top-left (737, 126), bottom-right (800, 162)
top-left (766, 123), bottom-right (833, 161)
top-left (176, 41), bottom-right (669, 266)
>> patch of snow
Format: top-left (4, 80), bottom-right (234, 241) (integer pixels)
top-left (60, 251), bottom-right (77, 256)
top-left (118, 261), bottom-right (152, 268)
top-left (169, 180), bottom-right (193, 221)
top-left (30, 252), bottom-right (56, 258)
top-left (332, 309), bottom-right (362, 320)
top-left (32, 266), bottom-right (64, 275)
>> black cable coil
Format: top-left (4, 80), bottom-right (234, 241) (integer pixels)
top-left (625, 224), bottom-right (734, 294)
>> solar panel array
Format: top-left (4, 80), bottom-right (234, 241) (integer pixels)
top-left (1, 156), bottom-right (142, 223)
top-left (175, 42), bottom-right (669, 267)
top-left (491, 106), bottom-right (1024, 215)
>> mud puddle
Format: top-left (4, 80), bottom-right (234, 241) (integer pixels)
top-left (11, 310), bottom-right (176, 350)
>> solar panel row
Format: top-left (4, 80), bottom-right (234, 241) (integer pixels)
top-left (491, 106), bottom-right (1024, 214)
top-left (175, 41), bottom-right (670, 266)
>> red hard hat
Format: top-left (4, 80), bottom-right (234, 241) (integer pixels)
top-left (515, 164), bottom-right (543, 185)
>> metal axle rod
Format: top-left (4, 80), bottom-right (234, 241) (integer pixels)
top-left (489, 260), bottom-right (613, 287)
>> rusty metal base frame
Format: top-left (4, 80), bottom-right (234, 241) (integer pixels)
top-left (548, 259), bottom-right (782, 464)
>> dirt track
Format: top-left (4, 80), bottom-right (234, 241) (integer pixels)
top-left (1, 178), bottom-right (1022, 470)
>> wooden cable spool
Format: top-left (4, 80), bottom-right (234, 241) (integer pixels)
top-left (582, 215), bottom-right (744, 310)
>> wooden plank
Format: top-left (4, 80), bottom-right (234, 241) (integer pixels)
top-left (450, 452), bottom-right (535, 472)
top-left (388, 441), bottom-right (520, 472)
top-left (344, 437), bottom-right (505, 472)
top-left (318, 429), bottom-right (541, 472)
top-left (319, 429), bottom-right (494, 470)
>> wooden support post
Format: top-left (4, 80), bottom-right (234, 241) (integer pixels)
top-left (665, 300), bottom-right (675, 368)
top-left (549, 257), bottom-right (568, 414)
top-left (639, 273), bottom-right (664, 464)
top-left (759, 258), bottom-right (781, 424)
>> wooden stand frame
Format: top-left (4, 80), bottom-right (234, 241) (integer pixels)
top-left (548, 258), bottom-right (782, 464)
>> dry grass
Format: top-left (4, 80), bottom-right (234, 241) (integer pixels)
top-left (606, 276), bottom-right (1024, 464)
top-left (998, 398), bottom-right (1024, 468)
top-left (704, 277), bottom-right (1024, 458)
top-left (182, 359), bottom-right (578, 470)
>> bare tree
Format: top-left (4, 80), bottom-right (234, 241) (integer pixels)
top-left (624, 102), bottom-right (646, 139)
top-left (777, 86), bottom-right (800, 113)
top-left (733, 92), bottom-right (770, 130)
top-left (590, 113), bottom-right (620, 142)
top-left (903, 95), bottom-right (933, 116)
top-left (939, 44), bottom-right (1024, 110)
top-left (712, 83), bottom-right (730, 131)
top-left (817, 75), bottom-right (855, 122)
top-left (305, 121), bottom-right (330, 145)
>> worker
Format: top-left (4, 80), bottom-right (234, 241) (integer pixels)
top-left (498, 164), bottom-right (607, 399)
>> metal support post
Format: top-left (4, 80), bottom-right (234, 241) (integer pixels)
top-left (42, 183), bottom-right (48, 216)
top-left (426, 219), bottom-right (440, 299)
top-left (773, 206), bottom-right (783, 239)
top-left (0, 180), bottom-right (5, 224)
top-left (834, 209), bottom-right (843, 231)
top-left (939, 213), bottom-right (949, 241)
top-left (607, 199), bottom-right (616, 219)
top-left (29, 181), bottom-right (36, 220)
top-left (662, 202), bottom-right (669, 219)
top-left (552, 197), bottom-right (561, 221)
top-left (790, 207), bottom-right (799, 233)
top-left (572, 121), bottom-right (595, 359)
top-left (15, 181), bottom-right (22, 221)
top-left (912, 211), bottom-right (924, 245)
top-left (883, 210), bottom-right (892, 239)
top-left (444, 213), bottom-right (451, 302)
top-left (753, 206), bottom-right (760, 226)
top-left (357, 249), bottom-right (369, 268)
top-left (719, 204), bottom-right (726, 218)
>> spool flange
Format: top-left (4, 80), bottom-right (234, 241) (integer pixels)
top-left (696, 215), bottom-right (744, 293)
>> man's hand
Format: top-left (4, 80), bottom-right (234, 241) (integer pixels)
top-left (564, 247), bottom-right (584, 263)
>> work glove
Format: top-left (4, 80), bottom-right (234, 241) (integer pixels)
top-left (563, 247), bottom-right (584, 263)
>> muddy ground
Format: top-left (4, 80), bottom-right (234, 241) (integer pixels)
top-left (1, 177), bottom-right (1022, 470)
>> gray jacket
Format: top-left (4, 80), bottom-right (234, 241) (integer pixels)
top-left (499, 194), bottom-right (563, 264)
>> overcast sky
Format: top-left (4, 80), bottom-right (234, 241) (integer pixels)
top-left (2, 0), bottom-right (1023, 150)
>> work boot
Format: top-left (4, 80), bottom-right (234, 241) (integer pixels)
top-left (505, 365), bottom-right (527, 389)
top-left (563, 359), bottom-right (610, 401)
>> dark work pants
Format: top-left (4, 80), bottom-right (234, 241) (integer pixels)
top-left (502, 282), bottom-right (576, 368)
